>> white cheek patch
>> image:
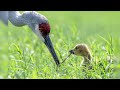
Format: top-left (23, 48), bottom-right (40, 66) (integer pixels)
top-left (35, 24), bottom-right (45, 42)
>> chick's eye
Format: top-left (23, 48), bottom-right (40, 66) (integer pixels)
top-left (75, 47), bottom-right (78, 50)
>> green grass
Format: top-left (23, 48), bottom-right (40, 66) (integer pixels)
top-left (1, 11), bottom-right (120, 79)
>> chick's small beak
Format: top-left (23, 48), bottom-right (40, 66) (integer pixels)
top-left (69, 50), bottom-right (74, 54)
top-left (44, 35), bottom-right (60, 66)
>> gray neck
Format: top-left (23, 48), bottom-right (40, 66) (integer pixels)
top-left (8, 11), bottom-right (26, 26)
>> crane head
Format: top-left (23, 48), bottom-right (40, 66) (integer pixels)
top-left (22, 11), bottom-right (60, 66)
top-left (26, 12), bottom-right (60, 66)
top-left (38, 22), bottom-right (60, 66)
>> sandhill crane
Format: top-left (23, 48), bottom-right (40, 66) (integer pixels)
top-left (0, 11), bottom-right (60, 66)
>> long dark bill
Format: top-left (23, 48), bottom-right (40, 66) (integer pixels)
top-left (44, 35), bottom-right (60, 66)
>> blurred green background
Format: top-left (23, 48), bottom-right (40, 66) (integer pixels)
top-left (0, 11), bottom-right (120, 78)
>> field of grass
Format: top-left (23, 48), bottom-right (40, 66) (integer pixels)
top-left (0, 11), bottom-right (120, 79)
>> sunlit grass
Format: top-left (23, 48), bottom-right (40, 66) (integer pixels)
top-left (0, 11), bottom-right (120, 79)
